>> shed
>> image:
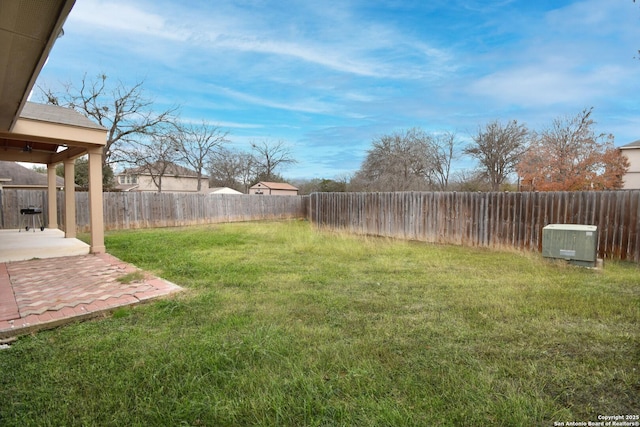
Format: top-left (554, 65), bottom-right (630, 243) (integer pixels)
top-left (249, 181), bottom-right (298, 196)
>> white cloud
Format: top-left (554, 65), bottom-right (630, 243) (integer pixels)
top-left (49, 0), bottom-right (640, 177)
top-left (67, 0), bottom-right (453, 80)
top-left (469, 65), bottom-right (610, 107)
top-left (68, 0), bottom-right (188, 41)
top-left (209, 85), bottom-right (337, 115)
top-left (464, 0), bottom-right (640, 109)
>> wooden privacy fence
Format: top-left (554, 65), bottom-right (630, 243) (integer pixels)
top-left (1, 190), bottom-right (308, 232)
top-left (309, 191), bottom-right (640, 262)
top-left (3, 189), bottom-right (639, 262)
top-left (95, 192), bottom-right (307, 231)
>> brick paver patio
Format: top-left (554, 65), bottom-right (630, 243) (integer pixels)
top-left (0, 253), bottom-right (182, 338)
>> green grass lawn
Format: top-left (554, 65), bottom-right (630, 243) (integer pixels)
top-left (1, 220), bottom-right (638, 426)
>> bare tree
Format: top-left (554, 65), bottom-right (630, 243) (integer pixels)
top-left (359, 128), bottom-right (431, 191)
top-left (175, 120), bottom-right (229, 191)
top-left (449, 169), bottom-right (491, 192)
top-left (355, 128), bottom-right (458, 192)
top-left (39, 73), bottom-right (179, 168)
top-left (208, 147), bottom-right (255, 193)
top-left (124, 128), bottom-right (180, 193)
top-left (236, 152), bottom-right (257, 193)
top-left (428, 132), bottom-right (459, 190)
top-left (250, 140), bottom-right (296, 182)
top-left (464, 120), bottom-right (529, 191)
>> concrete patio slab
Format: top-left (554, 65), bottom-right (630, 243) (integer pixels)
top-left (0, 228), bottom-right (90, 262)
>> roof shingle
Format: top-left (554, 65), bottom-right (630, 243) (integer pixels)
top-left (20, 102), bottom-right (105, 131)
top-left (0, 161), bottom-right (64, 186)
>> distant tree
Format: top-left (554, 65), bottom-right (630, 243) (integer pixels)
top-left (356, 128), bottom-right (433, 192)
top-left (123, 127), bottom-right (180, 193)
top-left (448, 169), bottom-right (492, 192)
top-left (175, 120), bottom-right (229, 191)
top-left (291, 178), bottom-right (318, 195)
top-left (517, 108), bottom-right (629, 191)
top-left (236, 152), bottom-right (257, 193)
top-left (318, 178), bottom-right (347, 192)
top-left (464, 120), bottom-right (529, 191)
top-left (355, 128), bottom-right (459, 192)
top-left (71, 157), bottom-right (89, 189)
top-left (252, 170), bottom-right (286, 187)
top-left (250, 140), bottom-right (296, 182)
top-left (429, 132), bottom-right (459, 190)
top-left (31, 165), bottom-right (47, 174)
top-left (208, 147), bottom-right (254, 193)
top-left (293, 178), bottom-right (347, 195)
top-left (54, 157), bottom-right (115, 189)
top-left (39, 73), bottom-right (179, 169)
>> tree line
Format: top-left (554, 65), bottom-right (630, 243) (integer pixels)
top-left (39, 74), bottom-right (296, 193)
top-left (349, 108), bottom-right (628, 193)
top-left (37, 74), bottom-right (629, 194)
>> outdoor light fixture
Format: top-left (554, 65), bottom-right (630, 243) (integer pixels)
top-left (22, 144), bottom-right (32, 153)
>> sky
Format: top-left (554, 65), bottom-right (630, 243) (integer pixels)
top-left (33, 0), bottom-right (640, 180)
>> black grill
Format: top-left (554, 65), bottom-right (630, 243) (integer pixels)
top-left (19, 206), bottom-right (44, 232)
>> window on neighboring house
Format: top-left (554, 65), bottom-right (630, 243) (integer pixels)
top-left (119, 175), bottom-right (138, 185)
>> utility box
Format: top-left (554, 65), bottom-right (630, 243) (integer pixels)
top-left (542, 224), bottom-right (598, 267)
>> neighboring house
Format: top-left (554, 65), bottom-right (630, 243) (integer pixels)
top-left (209, 187), bottom-right (243, 195)
top-left (249, 181), bottom-right (299, 196)
top-left (115, 162), bottom-right (210, 193)
top-left (0, 161), bottom-right (65, 190)
top-left (620, 140), bottom-right (640, 190)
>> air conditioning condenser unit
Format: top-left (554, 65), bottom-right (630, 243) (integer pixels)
top-left (542, 224), bottom-right (598, 267)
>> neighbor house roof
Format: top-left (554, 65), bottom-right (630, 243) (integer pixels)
top-left (120, 162), bottom-right (208, 178)
top-left (620, 140), bottom-right (640, 149)
top-left (209, 187), bottom-right (243, 195)
top-left (0, 161), bottom-right (64, 187)
top-left (250, 181), bottom-right (298, 190)
top-left (0, 161), bottom-right (65, 187)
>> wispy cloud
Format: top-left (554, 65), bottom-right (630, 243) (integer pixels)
top-left (41, 0), bottom-right (640, 179)
top-left (469, 63), bottom-right (629, 108)
top-left (209, 85), bottom-right (337, 115)
top-left (68, 0), bottom-right (453, 80)
top-left (68, 0), bottom-right (188, 41)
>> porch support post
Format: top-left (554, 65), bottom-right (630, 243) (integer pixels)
top-left (87, 147), bottom-right (105, 254)
top-left (47, 163), bottom-right (58, 229)
top-left (63, 158), bottom-right (76, 238)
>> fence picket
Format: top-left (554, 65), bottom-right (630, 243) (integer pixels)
top-left (309, 191), bottom-right (640, 263)
top-left (2, 190), bottom-right (307, 234)
top-left (3, 189), bottom-right (638, 262)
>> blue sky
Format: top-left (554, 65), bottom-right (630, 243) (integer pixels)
top-left (34, 0), bottom-right (640, 180)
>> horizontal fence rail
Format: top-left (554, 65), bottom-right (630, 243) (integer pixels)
top-left (309, 191), bottom-right (640, 263)
top-left (3, 189), bottom-right (638, 262)
top-left (1, 190), bottom-right (308, 232)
